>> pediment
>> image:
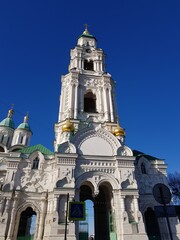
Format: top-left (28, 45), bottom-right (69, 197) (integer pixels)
top-left (72, 126), bottom-right (121, 156)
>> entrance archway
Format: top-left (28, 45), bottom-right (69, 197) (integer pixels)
top-left (79, 182), bottom-right (115, 240)
top-left (144, 207), bottom-right (161, 240)
top-left (17, 207), bottom-right (36, 240)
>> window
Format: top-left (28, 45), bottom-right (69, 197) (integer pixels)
top-left (0, 135), bottom-right (4, 143)
top-left (20, 136), bottom-right (23, 144)
top-left (84, 92), bottom-right (96, 113)
top-left (84, 60), bottom-right (94, 71)
top-left (141, 163), bottom-right (146, 174)
top-left (32, 158), bottom-right (39, 169)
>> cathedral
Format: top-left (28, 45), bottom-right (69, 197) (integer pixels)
top-left (0, 27), bottom-right (179, 240)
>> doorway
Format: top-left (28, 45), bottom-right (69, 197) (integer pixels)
top-left (17, 207), bottom-right (36, 240)
top-left (79, 182), bottom-right (115, 240)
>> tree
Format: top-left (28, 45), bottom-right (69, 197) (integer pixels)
top-left (168, 172), bottom-right (180, 204)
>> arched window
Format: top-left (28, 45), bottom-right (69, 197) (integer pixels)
top-left (84, 60), bottom-right (94, 71)
top-left (141, 163), bottom-right (146, 174)
top-left (20, 136), bottom-right (23, 144)
top-left (84, 92), bottom-right (96, 113)
top-left (0, 135), bottom-right (4, 143)
top-left (32, 158), bottom-right (39, 169)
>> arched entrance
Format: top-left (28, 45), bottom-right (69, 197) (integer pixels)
top-left (144, 207), bottom-right (161, 240)
top-left (79, 182), bottom-right (115, 240)
top-left (17, 207), bottom-right (36, 240)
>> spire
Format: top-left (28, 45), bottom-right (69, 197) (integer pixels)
top-left (7, 105), bottom-right (14, 118)
top-left (83, 24), bottom-right (90, 35)
top-left (24, 113), bottom-right (29, 123)
top-left (17, 113), bottom-right (32, 132)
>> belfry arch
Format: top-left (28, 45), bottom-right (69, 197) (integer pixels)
top-left (84, 91), bottom-right (96, 113)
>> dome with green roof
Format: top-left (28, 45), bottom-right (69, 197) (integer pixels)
top-left (0, 117), bottom-right (15, 129)
top-left (78, 25), bottom-right (97, 40)
top-left (0, 108), bottom-right (15, 129)
top-left (17, 114), bottom-right (32, 132)
top-left (17, 122), bottom-right (31, 132)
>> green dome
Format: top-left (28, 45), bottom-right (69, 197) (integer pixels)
top-left (0, 117), bottom-right (15, 129)
top-left (79, 26), bottom-right (97, 40)
top-left (17, 122), bottom-right (32, 132)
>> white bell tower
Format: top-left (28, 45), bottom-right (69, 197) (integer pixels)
top-left (54, 27), bottom-right (123, 150)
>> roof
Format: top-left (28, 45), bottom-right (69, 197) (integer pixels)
top-left (19, 144), bottom-right (53, 155)
top-left (79, 33), bottom-right (96, 40)
top-left (17, 122), bottom-right (32, 132)
top-left (133, 150), bottom-right (160, 161)
top-left (0, 117), bottom-right (15, 129)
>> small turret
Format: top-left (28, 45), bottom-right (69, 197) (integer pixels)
top-left (0, 107), bottom-right (15, 149)
top-left (11, 114), bottom-right (32, 147)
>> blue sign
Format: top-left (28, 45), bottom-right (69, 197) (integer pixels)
top-left (68, 202), bottom-right (86, 221)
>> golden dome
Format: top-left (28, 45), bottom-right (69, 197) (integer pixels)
top-left (113, 124), bottom-right (125, 137)
top-left (62, 119), bottom-right (75, 133)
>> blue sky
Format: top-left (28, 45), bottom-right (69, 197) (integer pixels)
top-left (0, 0), bottom-right (180, 173)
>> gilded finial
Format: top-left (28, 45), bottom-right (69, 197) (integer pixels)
top-left (7, 104), bottom-right (14, 118)
top-left (83, 23), bottom-right (90, 35)
top-left (24, 113), bottom-right (29, 123)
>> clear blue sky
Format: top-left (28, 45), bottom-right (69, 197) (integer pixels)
top-left (0, 0), bottom-right (180, 173)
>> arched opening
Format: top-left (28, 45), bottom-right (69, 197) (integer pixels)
top-left (79, 182), bottom-right (114, 240)
top-left (84, 60), bottom-right (94, 71)
top-left (84, 92), bottom-right (96, 113)
top-left (79, 185), bottom-right (94, 240)
top-left (141, 163), bottom-right (146, 174)
top-left (17, 207), bottom-right (37, 240)
top-left (32, 158), bottom-right (39, 169)
top-left (144, 207), bottom-right (161, 239)
top-left (0, 146), bottom-right (4, 152)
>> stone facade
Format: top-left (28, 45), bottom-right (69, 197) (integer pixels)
top-left (0, 27), bottom-right (179, 240)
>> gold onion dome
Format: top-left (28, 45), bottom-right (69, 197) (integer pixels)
top-left (62, 119), bottom-right (74, 133)
top-left (113, 124), bottom-right (125, 137)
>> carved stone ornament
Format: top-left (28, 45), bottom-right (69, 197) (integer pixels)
top-left (117, 146), bottom-right (133, 156)
top-left (58, 142), bottom-right (76, 154)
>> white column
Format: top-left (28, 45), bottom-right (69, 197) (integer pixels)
top-left (108, 88), bottom-right (114, 122)
top-left (103, 88), bottom-right (109, 121)
top-left (7, 197), bottom-right (18, 240)
top-left (74, 84), bottom-right (78, 119)
top-left (133, 196), bottom-right (139, 222)
top-left (36, 199), bottom-right (48, 240)
top-left (69, 84), bottom-right (73, 118)
top-left (59, 87), bottom-right (64, 121)
top-left (79, 86), bottom-right (84, 113)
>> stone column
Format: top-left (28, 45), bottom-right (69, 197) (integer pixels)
top-left (36, 198), bottom-right (48, 240)
top-left (74, 84), bottom-right (78, 119)
top-left (59, 86), bottom-right (64, 121)
top-left (103, 88), bottom-right (109, 121)
top-left (108, 88), bottom-right (114, 122)
top-left (6, 195), bottom-right (18, 240)
top-left (79, 86), bottom-right (84, 113)
top-left (133, 196), bottom-right (139, 222)
top-left (113, 191), bottom-right (124, 240)
top-left (69, 84), bottom-right (73, 118)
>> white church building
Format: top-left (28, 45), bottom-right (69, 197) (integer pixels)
top-left (0, 27), bottom-right (179, 240)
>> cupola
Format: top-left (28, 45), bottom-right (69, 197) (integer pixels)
top-left (62, 119), bottom-right (75, 133)
top-left (0, 108), bottom-right (15, 129)
top-left (113, 123), bottom-right (126, 137)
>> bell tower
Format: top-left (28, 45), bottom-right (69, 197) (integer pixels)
top-left (54, 27), bottom-right (124, 150)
